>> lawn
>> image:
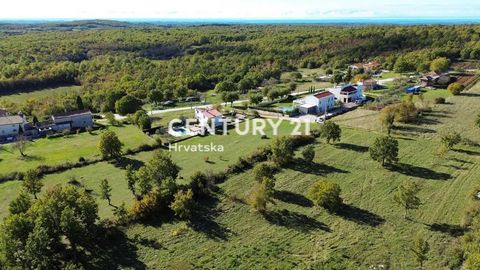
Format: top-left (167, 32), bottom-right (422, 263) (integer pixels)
top-left (2, 83), bottom-right (480, 269)
top-left (124, 126), bottom-right (480, 269)
top-left (0, 125), bottom-right (154, 175)
top-left (0, 85), bottom-right (82, 104)
top-left (0, 120), bottom-right (303, 219)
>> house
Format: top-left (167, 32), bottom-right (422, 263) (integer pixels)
top-left (360, 79), bottom-right (378, 91)
top-left (0, 114), bottom-right (26, 139)
top-left (420, 72), bottom-right (452, 87)
top-left (51, 110), bottom-right (93, 131)
top-left (329, 85), bottom-right (365, 103)
top-left (349, 61), bottom-right (382, 73)
top-left (194, 107), bottom-right (224, 128)
top-left (294, 91), bottom-right (335, 114)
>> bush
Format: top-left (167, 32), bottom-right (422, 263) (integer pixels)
top-left (252, 162), bottom-right (278, 182)
top-left (308, 180), bottom-right (342, 211)
top-left (170, 189), bottom-right (195, 219)
top-left (448, 82), bottom-right (465, 95)
top-left (369, 136), bottom-right (399, 166)
top-left (247, 182), bottom-right (267, 212)
top-left (302, 145), bottom-right (315, 163)
top-left (434, 97), bottom-right (446, 104)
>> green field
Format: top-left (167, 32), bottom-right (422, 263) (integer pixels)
top-left (0, 85), bottom-right (82, 104)
top-left (0, 125), bottom-right (154, 175)
top-left (2, 83), bottom-right (480, 269)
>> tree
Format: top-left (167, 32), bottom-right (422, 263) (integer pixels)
top-left (170, 189), bottom-right (195, 219)
top-left (249, 92), bottom-right (263, 105)
top-left (221, 91), bottom-right (239, 106)
top-left (247, 178), bottom-right (275, 212)
top-left (98, 130), bottom-right (122, 159)
top-left (75, 95), bottom-right (84, 110)
top-left (125, 164), bottom-right (138, 199)
top-left (440, 131), bottom-right (461, 151)
top-left (100, 179), bottom-right (112, 206)
top-left (288, 82), bottom-right (297, 92)
top-left (302, 145), bottom-right (315, 163)
top-left (379, 106), bottom-right (396, 135)
top-left (411, 236), bottom-right (429, 270)
top-left (447, 82), bottom-right (464, 95)
top-left (104, 111), bottom-right (117, 126)
top-left (393, 180), bottom-right (421, 219)
top-left (308, 180), bottom-right (342, 211)
top-left (430, 57), bottom-right (450, 73)
top-left (252, 162), bottom-right (277, 182)
top-left (290, 72), bottom-right (302, 81)
top-left (113, 202), bottom-right (129, 225)
top-left (331, 72), bottom-right (343, 85)
top-left (22, 169), bottom-right (43, 199)
top-left (12, 135), bottom-right (29, 157)
top-left (136, 113), bottom-right (152, 130)
top-left (115, 95), bottom-right (143, 115)
top-left (319, 121), bottom-right (341, 144)
top-left (148, 89), bottom-right (164, 106)
top-left (270, 136), bottom-right (294, 166)
top-left (1, 185), bottom-right (98, 269)
top-left (369, 136), bottom-right (399, 166)
top-left (215, 81), bottom-right (237, 92)
top-left (238, 78), bottom-right (254, 93)
top-left (8, 190), bottom-right (32, 214)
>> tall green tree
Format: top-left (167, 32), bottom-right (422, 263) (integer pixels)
top-left (22, 169), bottom-right (43, 199)
top-left (100, 179), bottom-right (112, 206)
top-left (393, 180), bottom-right (422, 220)
top-left (98, 130), bottom-right (123, 159)
top-left (411, 236), bottom-right (429, 270)
top-left (320, 121), bottom-right (342, 144)
top-left (369, 136), bottom-right (399, 166)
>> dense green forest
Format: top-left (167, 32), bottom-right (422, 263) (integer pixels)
top-left (1, 23), bottom-right (480, 117)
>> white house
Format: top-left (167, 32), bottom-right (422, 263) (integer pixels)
top-left (294, 91), bottom-right (335, 114)
top-left (51, 110), bottom-right (93, 131)
top-left (329, 85), bottom-right (364, 103)
top-left (194, 107), bottom-right (224, 128)
top-left (0, 114), bottom-right (26, 138)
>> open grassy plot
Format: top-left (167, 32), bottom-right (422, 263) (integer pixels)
top-left (123, 127), bottom-right (480, 269)
top-left (0, 85), bottom-right (81, 104)
top-left (0, 125), bottom-right (154, 175)
top-left (0, 120), bottom-right (303, 219)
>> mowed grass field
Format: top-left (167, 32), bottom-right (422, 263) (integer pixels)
top-left (1, 83), bottom-right (480, 269)
top-left (0, 120), bottom-right (302, 219)
top-left (0, 125), bottom-right (155, 175)
top-left (0, 85), bottom-right (82, 104)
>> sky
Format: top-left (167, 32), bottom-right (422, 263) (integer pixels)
top-left (0, 0), bottom-right (479, 20)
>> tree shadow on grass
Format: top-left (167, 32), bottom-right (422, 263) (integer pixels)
top-left (112, 156), bottom-right (145, 170)
top-left (274, 190), bottom-right (313, 207)
top-left (334, 143), bottom-right (369, 153)
top-left (20, 154), bottom-right (46, 162)
top-left (83, 227), bottom-right (147, 270)
top-left (188, 195), bottom-right (233, 241)
top-left (388, 163), bottom-right (451, 180)
top-left (427, 223), bottom-right (466, 237)
top-left (460, 92), bottom-right (480, 97)
top-left (288, 158), bottom-right (349, 176)
top-left (262, 209), bottom-right (331, 232)
top-left (392, 125), bottom-right (436, 134)
top-left (334, 204), bottom-right (385, 227)
top-left (453, 148), bottom-right (480, 156)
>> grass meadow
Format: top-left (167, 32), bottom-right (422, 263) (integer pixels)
top-left (1, 82), bottom-right (480, 269)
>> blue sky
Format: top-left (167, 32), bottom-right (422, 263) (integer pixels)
top-left (1, 0), bottom-right (479, 19)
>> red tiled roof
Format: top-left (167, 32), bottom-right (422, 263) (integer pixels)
top-left (198, 108), bottom-right (222, 119)
top-left (313, 91), bottom-right (333, 99)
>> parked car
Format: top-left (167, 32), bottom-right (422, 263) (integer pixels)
top-left (315, 117), bottom-right (325, 124)
top-left (185, 96), bottom-right (200, 102)
top-left (163, 100), bottom-right (176, 106)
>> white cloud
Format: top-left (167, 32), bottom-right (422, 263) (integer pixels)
top-left (0, 0), bottom-right (478, 19)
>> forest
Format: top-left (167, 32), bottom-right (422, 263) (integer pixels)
top-left (1, 23), bottom-right (480, 117)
